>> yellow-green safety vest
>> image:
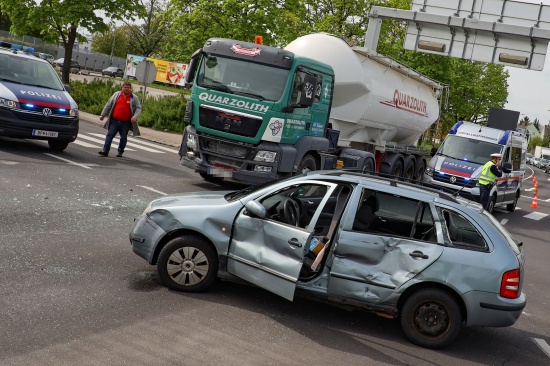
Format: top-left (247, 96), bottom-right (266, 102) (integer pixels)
top-left (479, 161), bottom-right (497, 186)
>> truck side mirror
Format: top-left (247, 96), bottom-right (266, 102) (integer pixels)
top-left (184, 48), bottom-right (202, 88)
top-left (502, 162), bottom-right (512, 173)
top-left (298, 73), bottom-right (317, 107)
top-left (430, 147), bottom-right (438, 157)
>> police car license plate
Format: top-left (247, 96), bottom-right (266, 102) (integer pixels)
top-left (32, 129), bottom-right (59, 138)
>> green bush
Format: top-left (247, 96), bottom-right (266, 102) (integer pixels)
top-left (69, 79), bottom-right (187, 133)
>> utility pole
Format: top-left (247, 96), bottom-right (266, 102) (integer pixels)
top-left (109, 22), bottom-right (116, 66)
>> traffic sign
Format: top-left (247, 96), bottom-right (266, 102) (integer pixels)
top-left (135, 60), bottom-right (157, 84)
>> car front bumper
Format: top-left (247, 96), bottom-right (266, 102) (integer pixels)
top-left (129, 214), bottom-right (167, 265)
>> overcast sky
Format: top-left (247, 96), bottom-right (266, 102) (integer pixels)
top-left (503, 0), bottom-right (550, 125)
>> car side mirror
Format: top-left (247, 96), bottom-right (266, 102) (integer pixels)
top-left (244, 200), bottom-right (267, 219)
top-left (64, 85), bottom-right (71, 93)
top-left (502, 162), bottom-right (512, 173)
top-left (430, 147), bottom-right (438, 157)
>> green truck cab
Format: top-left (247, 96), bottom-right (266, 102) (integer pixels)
top-left (179, 37), bottom-right (336, 184)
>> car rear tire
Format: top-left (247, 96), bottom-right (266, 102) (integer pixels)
top-left (157, 235), bottom-right (218, 292)
top-left (48, 140), bottom-right (69, 151)
top-left (400, 288), bottom-right (462, 349)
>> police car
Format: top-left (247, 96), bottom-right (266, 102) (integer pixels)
top-left (0, 47), bottom-right (79, 151)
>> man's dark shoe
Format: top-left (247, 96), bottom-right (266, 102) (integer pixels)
top-left (116, 153), bottom-right (123, 157)
top-left (98, 151), bottom-right (108, 157)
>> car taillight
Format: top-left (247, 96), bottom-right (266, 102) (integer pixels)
top-left (500, 269), bottom-right (521, 299)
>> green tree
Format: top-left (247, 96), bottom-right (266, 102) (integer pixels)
top-left (533, 118), bottom-right (541, 133)
top-left (123, 0), bottom-right (170, 57)
top-left (0, 0), bottom-right (144, 83)
top-left (0, 11), bottom-right (12, 31)
top-left (529, 136), bottom-right (543, 151)
top-left (91, 25), bottom-right (131, 59)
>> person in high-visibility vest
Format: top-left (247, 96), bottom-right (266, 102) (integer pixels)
top-left (478, 153), bottom-right (503, 210)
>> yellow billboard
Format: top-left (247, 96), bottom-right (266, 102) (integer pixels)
top-left (147, 57), bottom-right (187, 87)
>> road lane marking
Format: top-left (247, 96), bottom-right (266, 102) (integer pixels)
top-left (533, 338), bottom-right (550, 359)
top-left (88, 133), bottom-right (165, 153)
top-left (77, 134), bottom-right (136, 151)
top-left (72, 140), bottom-right (98, 148)
top-left (88, 133), bottom-right (178, 153)
top-left (137, 185), bottom-right (167, 195)
top-left (523, 212), bottom-right (549, 220)
top-left (44, 153), bottom-right (92, 169)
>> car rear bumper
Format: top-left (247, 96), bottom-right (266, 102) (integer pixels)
top-left (463, 290), bottom-right (526, 327)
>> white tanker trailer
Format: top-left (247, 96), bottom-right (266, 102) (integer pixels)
top-left (180, 32), bottom-right (444, 183)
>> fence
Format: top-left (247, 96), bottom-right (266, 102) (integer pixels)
top-left (0, 30), bottom-right (126, 72)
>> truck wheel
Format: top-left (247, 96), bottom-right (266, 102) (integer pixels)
top-left (400, 288), bottom-right (462, 349)
top-left (157, 235), bottom-right (218, 292)
top-left (415, 160), bottom-right (426, 182)
top-left (297, 154), bottom-right (317, 174)
top-left (507, 192), bottom-right (519, 212)
top-left (48, 140), bottom-right (69, 151)
top-left (391, 159), bottom-right (403, 179)
top-left (361, 158), bottom-right (374, 174)
top-left (403, 159), bottom-right (415, 182)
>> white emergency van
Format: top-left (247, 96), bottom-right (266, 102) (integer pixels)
top-left (422, 121), bottom-right (528, 212)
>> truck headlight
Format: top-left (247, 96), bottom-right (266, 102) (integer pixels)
top-left (254, 151), bottom-right (277, 163)
top-left (425, 167), bottom-right (433, 176)
top-left (0, 97), bottom-right (17, 108)
top-left (186, 133), bottom-right (197, 149)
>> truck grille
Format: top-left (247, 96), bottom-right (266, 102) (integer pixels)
top-left (199, 106), bottom-right (262, 137)
top-left (200, 135), bottom-right (253, 160)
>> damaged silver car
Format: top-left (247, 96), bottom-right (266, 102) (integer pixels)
top-left (130, 170), bottom-right (526, 349)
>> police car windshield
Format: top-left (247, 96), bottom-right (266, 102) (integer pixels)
top-left (0, 53), bottom-right (64, 91)
top-left (439, 135), bottom-right (500, 165)
top-left (197, 53), bottom-right (289, 102)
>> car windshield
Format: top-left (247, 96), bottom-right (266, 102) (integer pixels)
top-left (437, 135), bottom-right (501, 165)
top-left (197, 53), bottom-right (290, 102)
top-left (0, 53), bottom-right (64, 90)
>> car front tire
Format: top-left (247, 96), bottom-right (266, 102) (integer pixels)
top-left (157, 235), bottom-right (218, 292)
top-left (400, 288), bottom-right (462, 349)
top-left (48, 140), bottom-right (69, 151)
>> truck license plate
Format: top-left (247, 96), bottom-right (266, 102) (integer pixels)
top-left (208, 167), bottom-right (233, 178)
top-left (32, 129), bottom-right (59, 138)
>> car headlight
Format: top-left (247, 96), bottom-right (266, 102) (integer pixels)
top-left (69, 108), bottom-right (79, 117)
top-left (254, 151), bottom-right (277, 163)
top-left (0, 97), bottom-right (17, 108)
top-left (424, 167), bottom-right (433, 176)
top-left (186, 133), bottom-right (197, 149)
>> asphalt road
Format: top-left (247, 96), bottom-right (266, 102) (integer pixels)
top-left (1, 124), bottom-right (549, 365)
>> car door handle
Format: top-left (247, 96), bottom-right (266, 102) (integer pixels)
top-left (288, 238), bottom-right (303, 248)
top-left (409, 251), bottom-right (429, 259)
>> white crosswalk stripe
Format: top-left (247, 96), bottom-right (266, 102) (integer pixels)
top-left (77, 133), bottom-right (136, 151)
top-left (88, 133), bottom-right (178, 153)
top-left (82, 133), bottom-right (165, 153)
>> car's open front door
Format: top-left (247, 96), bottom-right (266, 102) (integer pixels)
top-left (227, 212), bottom-right (310, 301)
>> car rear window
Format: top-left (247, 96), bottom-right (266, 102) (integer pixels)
top-left (481, 211), bottom-right (522, 255)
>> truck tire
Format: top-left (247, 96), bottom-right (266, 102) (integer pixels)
top-left (361, 158), bottom-right (374, 174)
top-left (415, 160), bottom-right (426, 182)
top-left (297, 154), bottom-right (317, 174)
top-left (403, 158), bottom-right (416, 182)
top-left (400, 288), bottom-right (462, 349)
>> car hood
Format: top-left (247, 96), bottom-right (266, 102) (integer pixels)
top-left (433, 156), bottom-right (483, 178)
top-left (0, 81), bottom-right (76, 109)
top-left (149, 191), bottom-right (234, 210)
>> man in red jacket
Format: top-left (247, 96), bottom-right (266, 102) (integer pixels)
top-left (98, 82), bottom-right (142, 157)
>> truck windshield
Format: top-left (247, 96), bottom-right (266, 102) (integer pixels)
top-left (438, 135), bottom-right (500, 165)
top-left (197, 53), bottom-right (289, 102)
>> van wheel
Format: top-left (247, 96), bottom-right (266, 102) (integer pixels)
top-left (507, 193), bottom-right (519, 212)
top-left (157, 235), bottom-right (218, 292)
top-left (400, 288), bottom-right (462, 349)
top-left (487, 194), bottom-right (496, 213)
top-left (48, 140), bottom-right (69, 151)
